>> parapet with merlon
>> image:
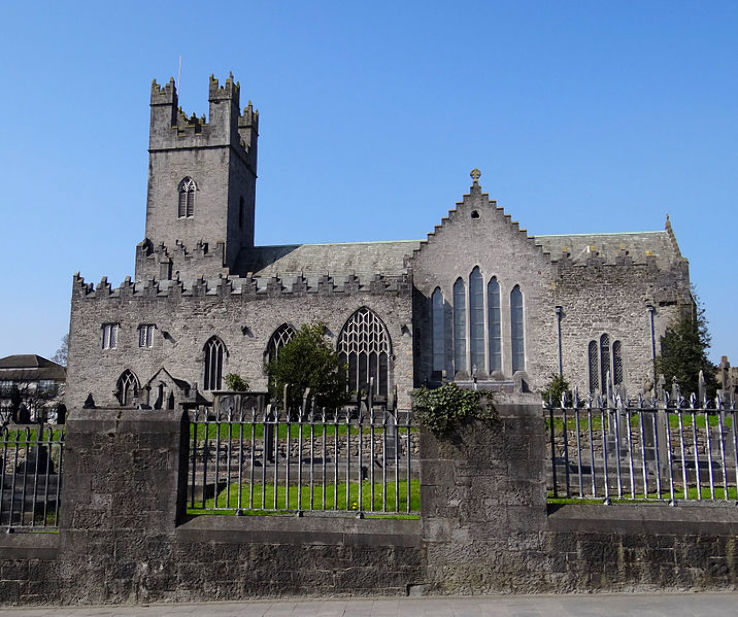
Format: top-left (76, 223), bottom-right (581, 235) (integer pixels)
top-left (72, 271), bottom-right (413, 302)
top-left (149, 73), bottom-right (258, 163)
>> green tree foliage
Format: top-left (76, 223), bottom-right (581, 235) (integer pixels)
top-left (266, 323), bottom-right (349, 413)
top-left (411, 383), bottom-right (496, 435)
top-left (541, 374), bottom-right (573, 406)
top-left (223, 373), bottom-right (249, 392)
top-left (655, 297), bottom-right (717, 398)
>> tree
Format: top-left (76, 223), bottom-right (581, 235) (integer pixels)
top-left (265, 323), bottom-right (349, 413)
top-left (52, 334), bottom-right (69, 367)
top-left (655, 295), bottom-right (717, 398)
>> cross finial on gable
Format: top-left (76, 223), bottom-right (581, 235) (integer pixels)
top-left (470, 168), bottom-right (482, 184)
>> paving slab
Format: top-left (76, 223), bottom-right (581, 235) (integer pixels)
top-left (1, 592), bottom-right (736, 617)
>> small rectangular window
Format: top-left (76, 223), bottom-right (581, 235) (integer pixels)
top-left (138, 324), bottom-right (155, 348)
top-left (102, 323), bottom-right (118, 349)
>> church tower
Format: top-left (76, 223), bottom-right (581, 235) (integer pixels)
top-left (135, 74), bottom-right (259, 281)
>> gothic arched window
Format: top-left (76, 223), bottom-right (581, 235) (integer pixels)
top-left (588, 340), bottom-right (600, 394)
top-left (432, 288), bottom-right (446, 373)
top-left (487, 277), bottom-right (501, 373)
top-left (453, 278), bottom-right (467, 373)
top-left (116, 370), bottom-right (139, 407)
top-left (203, 336), bottom-right (226, 391)
top-left (613, 340), bottom-right (623, 386)
top-left (338, 307), bottom-right (391, 399)
top-left (178, 177), bottom-right (197, 218)
top-left (588, 335), bottom-right (623, 394)
top-left (469, 267), bottom-right (484, 373)
top-left (510, 285), bottom-right (525, 373)
top-left (265, 324), bottom-right (296, 367)
top-left (600, 333), bottom-right (611, 391)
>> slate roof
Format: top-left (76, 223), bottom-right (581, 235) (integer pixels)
top-left (236, 240), bottom-right (422, 278)
top-left (0, 355), bottom-right (66, 381)
top-left (232, 227), bottom-right (681, 279)
top-left (532, 230), bottom-right (680, 269)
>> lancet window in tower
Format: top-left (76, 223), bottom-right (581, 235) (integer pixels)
top-left (178, 177), bottom-right (197, 218)
top-left (265, 324), bottom-right (296, 367)
top-left (203, 336), bottom-right (226, 391)
top-left (337, 307), bottom-right (391, 399)
top-left (510, 285), bottom-right (525, 373)
top-left (453, 278), bottom-right (467, 373)
top-left (487, 277), bottom-right (502, 373)
top-left (116, 370), bottom-right (139, 407)
top-left (431, 288), bottom-right (446, 373)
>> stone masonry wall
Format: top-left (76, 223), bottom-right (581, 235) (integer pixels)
top-left (554, 258), bottom-right (691, 397)
top-left (65, 280), bottom-right (413, 411)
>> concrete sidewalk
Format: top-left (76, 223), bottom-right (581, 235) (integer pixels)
top-left (1, 592), bottom-right (736, 617)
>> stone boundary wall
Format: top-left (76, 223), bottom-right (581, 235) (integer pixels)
top-left (2, 401), bottom-right (738, 605)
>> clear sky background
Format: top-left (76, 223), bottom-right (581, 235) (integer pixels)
top-left (1, 1), bottom-right (736, 365)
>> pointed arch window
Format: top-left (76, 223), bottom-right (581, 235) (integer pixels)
top-left (453, 278), bottom-right (467, 372)
top-left (265, 324), bottom-right (296, 367)
top-left (432, 288), bottom-right (445, 373)
top-left (588, 335), bottom-right (623, 394)
top-left (588, 341), bottom-right (600, 394)
top-left (487, 277), bottom-right (501, 372)
top-left (116, 370), bottom-right (139, 407)
top-left (178, 177), bottom-right (197, 218)
top-left (600, 334), bottom-right (611, 391)
top-left (203, 336), bottom-right (226, 391)
top-left (469, 267), bottom-right (485, 373)
top-left (511, 285), bottom-right (525, 373)
top-left (338, 307), bottom-right (391, 399)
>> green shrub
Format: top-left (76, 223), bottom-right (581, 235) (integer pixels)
top-left (411, 383), bottom-right (496, 435)
top-left (224, 373), bottom-right (249, 392)
top-left (541, 374), bottom-right (572, 406)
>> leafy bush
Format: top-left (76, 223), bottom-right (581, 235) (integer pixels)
top-left (541, 374), bottom-right (572, 406)
top-left (224, 373), bottom-right (249, 392)
top-left (411, 383), bottom-right (496, 435)
top-left (266, 322), bottom-right (349, 412)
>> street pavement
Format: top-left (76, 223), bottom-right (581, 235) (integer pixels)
top-left (1, 592), bottom-right (737, 617)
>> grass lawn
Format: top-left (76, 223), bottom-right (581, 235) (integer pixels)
top-left (187, 478), bottom-right (421, 516)
top-left (548, 485), bottom-right (738, 504)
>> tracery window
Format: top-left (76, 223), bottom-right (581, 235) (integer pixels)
top-left (432, 288), bottom-right (445, 373)
top-left (511, 285), bottom-right (525, 373)
top-left (178, 177), bottom-right (197, 218)
top-left (453, 278), bottom-right (467, 372)
top-left (338, 307), bottom-right (391, 399)
top-left (116, 370), bottom-right (139, 407)
top-left (469, 267), bottom-right (484, 373)
top-left (587, 334), bottom-right (623, 394)
top-left (265, 324), bottom-right (296, 366)
top-left (487, 277), bottom-right (501, 372)
top-left (203, 336), bottom-right (226, 391)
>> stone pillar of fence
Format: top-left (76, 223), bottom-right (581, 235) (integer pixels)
top-left (420, 393), bottom-right (552, 593)
top-left (58, 407), bottom-right (188, 604)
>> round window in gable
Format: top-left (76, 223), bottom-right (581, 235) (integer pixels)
top-left (471, 210), bottom-right (480, 219)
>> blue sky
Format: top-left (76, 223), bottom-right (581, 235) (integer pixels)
top-left (1, 1), bottom-right (736, 365)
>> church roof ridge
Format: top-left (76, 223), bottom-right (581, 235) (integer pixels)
top-left (533, 230), bottom-right (666, 238)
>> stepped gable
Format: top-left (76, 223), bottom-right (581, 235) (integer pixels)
top-left (410, 169), bottom-right (552, 263)
top-left (235, 240), bottom-right (421, 278)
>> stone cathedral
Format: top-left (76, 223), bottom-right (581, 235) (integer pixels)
top-left (65, 74), bottom-right (692, 412)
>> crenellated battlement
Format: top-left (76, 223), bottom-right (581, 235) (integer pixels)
top-left (72, 270), bottom-right (413, 302)
top-left (148, 73), bottom-right (258, 162)
top-left (135, 238), bottom-right (228, 282)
